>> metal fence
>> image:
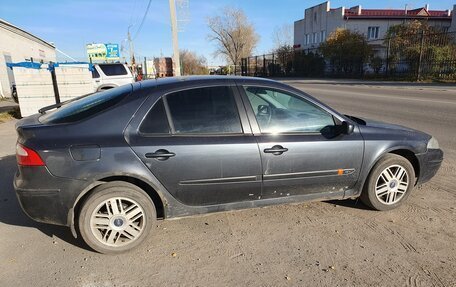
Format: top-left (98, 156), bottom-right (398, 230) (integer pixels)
top-left (241, 31), bottom-right (456, 81)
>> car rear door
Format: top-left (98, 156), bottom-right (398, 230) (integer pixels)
top-left (126, 82), bottom-right (262, 206)
top-left (238, 84), bottom-right (364, 199)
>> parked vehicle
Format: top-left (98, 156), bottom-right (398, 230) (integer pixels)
top-left (91, 63), bottom-right (134, 92)
top-left (14, 76), bottom-right (443, 254)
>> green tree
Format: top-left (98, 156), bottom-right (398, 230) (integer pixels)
top-left (319, 28), bottom-right (372, 75)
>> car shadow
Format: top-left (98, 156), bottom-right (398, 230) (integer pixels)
top-left (0, 155), bottom-right (90, 251)
top-left (324, 198), bottom-right (371, 210)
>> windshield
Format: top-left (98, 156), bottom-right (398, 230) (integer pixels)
top-left (39, 85), bottom-right (132, 124)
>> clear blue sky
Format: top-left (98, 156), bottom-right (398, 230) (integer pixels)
top-left (1, 0), bottom-right (454, 65)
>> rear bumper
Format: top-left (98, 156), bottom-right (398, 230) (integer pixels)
top-left (14, 166), bottom-right (86, 226)
top-left (416, 149), bottom-right (443, 185)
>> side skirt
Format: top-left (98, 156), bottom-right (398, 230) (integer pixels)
top-left (165, 190), bottom-right (350, 220)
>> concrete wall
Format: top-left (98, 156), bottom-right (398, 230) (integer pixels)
top-left (0, 22), bottom-right (56, 98)
top-left (293, 19), bottom-right (305, 48)
top-left (301, 2), bottom-right (337, 49)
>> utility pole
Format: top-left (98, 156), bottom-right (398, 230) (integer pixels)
top-left (127, 25), bottom-right (135, 65)
top-left (169, 0), bottom-right (181, 76)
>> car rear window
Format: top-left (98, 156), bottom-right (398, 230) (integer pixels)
top-left (139, 98), bottom-right (170, 134)
top-left (98, 64), bottom-right (128, 76)
top-left (39, 85), bottom-right (131, 124)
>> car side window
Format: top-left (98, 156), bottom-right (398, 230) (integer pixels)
top-left (166, 86), bottom-right (242, 134)
top-left (92, 67), bottom-right (100, 79)
top-left (244, 86), bottom-right (335, 134)
top-left (139, 98), bottom-right (170, 134)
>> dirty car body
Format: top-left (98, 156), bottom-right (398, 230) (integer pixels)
top-left (13, 76), bottom-right (443, 253)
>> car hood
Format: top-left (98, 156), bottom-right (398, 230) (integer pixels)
top-left (347, 115), bottom-right (430, 139)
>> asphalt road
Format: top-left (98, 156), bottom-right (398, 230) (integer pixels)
top-left (0, 80), bottom-right (455, 287)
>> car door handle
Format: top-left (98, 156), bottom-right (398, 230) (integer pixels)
top-left (145, 149), bottom-right (176, 160)
top-left (264, 145), bottom-right (288, 155)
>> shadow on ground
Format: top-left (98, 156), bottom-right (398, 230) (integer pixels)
top-left (0, 155), bottom-right (89, 250)
top-left (324, 198), bottom-right (371, 210)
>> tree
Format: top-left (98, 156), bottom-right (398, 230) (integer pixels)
top-left (271, 24), bottom-right (293, 51)
top-left (207, 7), bottom-right (259, 66)
top-left (319, 28), bottom-right (372, 75)
top-left (179, 49), bottom-right (208, 75)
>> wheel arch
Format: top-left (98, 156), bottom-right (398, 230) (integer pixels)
top-left (388, 149), bottom-right (420, 180)
top-left (97, 84), bottom-right (117, 92)
top-left (356, 147), bottom-right (421, 198)
top-left (69, 175), bottom-right (167, 238)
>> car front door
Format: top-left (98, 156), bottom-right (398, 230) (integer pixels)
top-left (127, 84), bottom-right (262, 206)
top-left (239, 85), bottom-right (364, 199)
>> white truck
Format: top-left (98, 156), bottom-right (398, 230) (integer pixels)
top-left (91, 63), bottom-right (134, 92)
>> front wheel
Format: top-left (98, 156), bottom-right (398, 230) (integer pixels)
top-left (78, 181), bottom-right (156, 254)
top-left (361, 154), bottom-right (415, 211)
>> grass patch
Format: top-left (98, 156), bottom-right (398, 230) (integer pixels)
top-left (0, 107), bottom-right (21, 123)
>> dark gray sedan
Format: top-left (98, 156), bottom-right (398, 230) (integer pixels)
top-left (14, 76), bottom-right (443, 253)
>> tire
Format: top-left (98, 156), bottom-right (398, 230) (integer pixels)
top-left (360, 154), bottom-right (415, 211)
top-left (78, 181), bottom-right (156, 254)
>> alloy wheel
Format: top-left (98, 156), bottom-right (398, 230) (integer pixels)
top-left (90, 197), bottom-right (146, 247)
top-left (375, 164), bottom-right (409, 205)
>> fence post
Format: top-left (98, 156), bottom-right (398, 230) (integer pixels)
top-left (272, 53), bottom-right (275, 76)
top-left (144, 57), bottom-right (147, 79)
top-left (49, 62), bottom-right (60, 104)
top-left (417, 30), bottom-right (425, 81)
top-left (385, 37), bottom-right (390, 77)
top-left (263, 54), bottom-right (266, 76)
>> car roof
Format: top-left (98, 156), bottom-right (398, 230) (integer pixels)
top-left (138, 75), bottom-right (279, 90)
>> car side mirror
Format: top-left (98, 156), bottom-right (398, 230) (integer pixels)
top-left (341, 121), bottom-right (355, 135)
top-left (257, 105), bottom-right (270, 116)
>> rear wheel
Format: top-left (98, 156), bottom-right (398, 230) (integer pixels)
top-left (78, 181), bottom-right (156, 254)
top-left (361, 154), bottom-right (415, 211)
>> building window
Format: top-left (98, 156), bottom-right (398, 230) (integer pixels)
top-left (367, 27), bottom-right (379, 40)
top-left (320, 30), bottom-right (326, 42)
top-left (313, 32), bottom-right (317, 44)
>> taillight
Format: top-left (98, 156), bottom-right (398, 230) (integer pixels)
top-left (16, 143), bottom-right (45, 166)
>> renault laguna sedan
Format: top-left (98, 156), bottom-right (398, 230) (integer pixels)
top-left (14, 76), bottom-right (443, 254)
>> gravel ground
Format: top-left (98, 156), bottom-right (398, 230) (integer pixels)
top-left (0, 80), bottom-right (455, 287)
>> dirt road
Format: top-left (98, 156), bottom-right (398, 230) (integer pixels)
top-left (0, 80), bottom-right (455, 287)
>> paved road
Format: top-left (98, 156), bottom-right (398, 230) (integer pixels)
top-left (0, 80), bottom-right (455, 287)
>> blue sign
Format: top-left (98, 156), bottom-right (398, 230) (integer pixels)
top-left (105, 44), bottom-right (120, 60)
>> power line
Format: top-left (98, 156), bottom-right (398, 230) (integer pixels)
top-left (133, 0), bottom-right (152, 40)
top-left (128, 0), bottom-right (138, 26)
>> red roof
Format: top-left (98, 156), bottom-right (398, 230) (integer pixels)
top-left (343, 7), bottom-right (451, 18)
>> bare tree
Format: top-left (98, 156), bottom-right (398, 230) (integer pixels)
top-left (207, 7), bottom-right (259, 66)
top-left (180, 49), bottom-right (208, 75)
top-left (271, 24), bottom-right (293, 51)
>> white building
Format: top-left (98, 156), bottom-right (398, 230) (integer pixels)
top-left (451, 5), bottom-right (456, 31)
top-left (0, 19), bottom-right (56, 98)
top-left (294, 2), bottom-right (454, 51)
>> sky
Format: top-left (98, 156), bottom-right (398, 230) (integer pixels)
top-left (1, 0), bottom-right (454, 65)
